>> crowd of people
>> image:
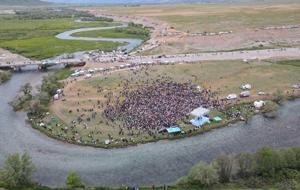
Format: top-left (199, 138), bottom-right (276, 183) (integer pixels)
top-left (104, 74), bottom-right (224, 132)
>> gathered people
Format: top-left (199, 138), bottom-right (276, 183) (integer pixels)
top-left (104, 72), bottom-right (223, 132)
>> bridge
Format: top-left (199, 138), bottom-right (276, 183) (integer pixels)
top-left (1, 48), bottom-right (300, 71)
top-left (0, 59), bottom-right (86, 70)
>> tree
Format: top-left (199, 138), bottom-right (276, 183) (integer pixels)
top-left (0, 152), bottom-right (35, 188)
top-left (236, 152), bottom-right (255, 178)
top-left (20, 83), bottom-right (33, 96)
top-left (186, 161), bottom-right (219, 187)
top-left (66, 171), bottom-right (83, 188)
top-left (215, 154), bottom-right (234, 183)
top-left (255, 147), bottom-right (282, 177)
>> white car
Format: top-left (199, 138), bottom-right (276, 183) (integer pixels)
top-left (84, 74), bottom-right (92, 79)
top-left (88, 69), bottom-right (95, 73)
top-left (226, 94), bottom-right (238, 100)
top-left (240, 91), bottom-right (251, 98)
top-left (241, 84), bottom-right (252, 90)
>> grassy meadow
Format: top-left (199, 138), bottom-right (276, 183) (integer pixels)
top-left (0, 15), bottom-right (121, 60)
top-left (102, 3), bottom-right (300, 32)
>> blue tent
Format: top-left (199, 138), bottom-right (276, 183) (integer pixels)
top-left (167, 127), bottom-right (181, 134)
top-left (190, 116), bottom-right (210, 127)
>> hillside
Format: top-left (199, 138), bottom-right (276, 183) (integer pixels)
top-left (0, 0), bottom-right (49, 6)
top-left (45, 0), bottom-right (297, 5)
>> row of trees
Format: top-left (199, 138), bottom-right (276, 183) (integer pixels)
top-left (10, 69), bottom-right (70, 116)
top-left (1, 147), bottom-right (300, 189)
top-left (0, 153), bottom-right (83, 189)
top-left (178, 147), bottom-right (300, 188)
top-left (16, 8), bottom-right (95, 20)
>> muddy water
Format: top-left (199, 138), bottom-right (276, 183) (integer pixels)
top-left (0, 69), bottom-right (300, 187)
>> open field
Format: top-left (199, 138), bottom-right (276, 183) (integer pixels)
top-left (44, 59), bottom-right (300, 147)
top-left (102, 3), bottom-right (300, 32)
top-left (89, 2), bottom-right (300, 55)
top-left (0, 14), bottom-right (121, 60)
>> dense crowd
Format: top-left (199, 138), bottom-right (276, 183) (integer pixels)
top-left (104, 75), bottom-right (223, 132)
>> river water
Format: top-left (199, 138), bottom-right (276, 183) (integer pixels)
top-left (0, 68), bottom-right (300, 187)
top-left (0, 24), bottom-right (300, 187)
top-left (55, 23), bottom-right (143, 53)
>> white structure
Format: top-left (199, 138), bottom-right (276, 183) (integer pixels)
top-left (226, 94), bottom-right (238, 100)
top-left (190, 107), bottom-right (210, 117)
top-left (84, 74), bottom-right (92, 79)
top-left (53, 94), bottom-right (59, 100)
top-left (254, 100), bottom-right (265, 109)
top-left (241, 84), bottom-right (252, 90)
top-left (258, 91), bottom-right (266, 96)
top-left (240, 91), bottom-right (251, 97)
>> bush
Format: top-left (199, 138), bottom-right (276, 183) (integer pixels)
top-left (0, 70), bottom-right (11, 84)
top-left (261, 100), bottom-right (279, 118)
top-left (273, 89), bottom-right (284, 104)
top-left (236, 152), bottom-right (255, 178)
top-left (214, 154), bottom-right (234, 183)
top-left (255, 147), bottom-right (282, 177)
top-left (185, 161), bottom-right (219, 187)
top-left (66, 171), bottom-right (84, 188)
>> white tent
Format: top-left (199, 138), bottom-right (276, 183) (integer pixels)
top-left (190, 107), bottom-right (210, 117)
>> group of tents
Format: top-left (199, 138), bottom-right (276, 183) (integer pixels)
top-left (164, 107), bottom-right (223, 135)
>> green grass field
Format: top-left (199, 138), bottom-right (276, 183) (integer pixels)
top-left (276, 59), bottom-right (300, 67)
top-left (0, 15), bottom-right (122, 59)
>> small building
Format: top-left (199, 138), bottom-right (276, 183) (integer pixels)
top-left (190, 107), bottom-right (210, 118)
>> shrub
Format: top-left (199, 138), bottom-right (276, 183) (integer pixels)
top-left (261, 100), bottom-right (279, 118)
top-left (255, 147), bottom-right (282, 177)
top-left (66, 171), bottom-right (84, 188)
top-left (186, 161), bottom-right (219, 187)
top-left (236, 152), bottom-right (255, 178)
top-left (0, 70), bottom-right (11, 83)
top-left (214, 154), bottom-right (234, 183)
top-left (273, 89), bottom-right (284, 104)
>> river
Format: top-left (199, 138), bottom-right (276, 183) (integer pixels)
top-left (0, 24), bottom-right (300, 188)
top-left (0, 67), bottom-right (300, 187)
top-left (55, 23), bottom-right (143, 53)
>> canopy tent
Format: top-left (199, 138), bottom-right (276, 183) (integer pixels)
top-left (190, 116), bottom-right (210, 127)
top-left (166, 127), bottom-right (181, 134)
top-left (213, 116), bottom-right (223, 122)
top-left (190, 107), bottom-right (210, 117)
